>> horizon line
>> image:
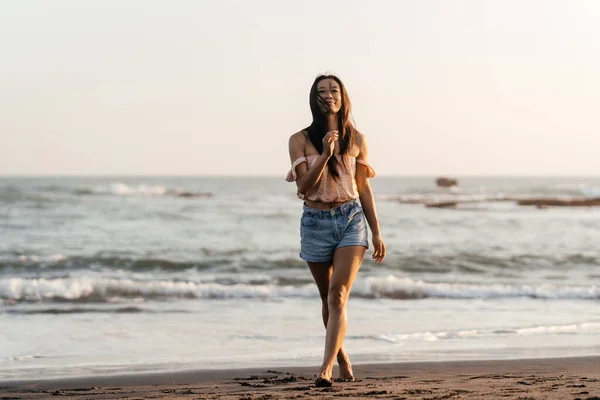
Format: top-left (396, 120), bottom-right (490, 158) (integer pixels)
top-left (2, 173), bottom-right (600, 179)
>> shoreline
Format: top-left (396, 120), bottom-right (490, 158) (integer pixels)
top-left (2, 356), bottom-right (599, 399)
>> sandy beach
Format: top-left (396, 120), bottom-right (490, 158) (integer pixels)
top-left (2, 356), bottom-right (599, 399)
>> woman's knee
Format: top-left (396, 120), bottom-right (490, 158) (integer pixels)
top-left (327, 285), bottom-right (349, 311)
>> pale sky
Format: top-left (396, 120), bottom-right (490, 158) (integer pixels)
top-left (1, 0), bottom-right (600, 176)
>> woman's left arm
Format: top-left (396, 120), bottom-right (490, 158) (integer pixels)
top-left (356, 134), bottom-right (386, 263)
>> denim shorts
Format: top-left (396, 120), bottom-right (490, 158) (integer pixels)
top-left (299, 199), bottom-right (369, 263)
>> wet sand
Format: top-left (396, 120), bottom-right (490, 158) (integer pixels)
top-left (1, 356), bottom-right (599, 399)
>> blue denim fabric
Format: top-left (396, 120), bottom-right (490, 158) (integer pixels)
top-left (299, 199), bottom-right (369, 262)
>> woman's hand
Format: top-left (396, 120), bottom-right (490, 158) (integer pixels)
top-left (372, 234), bottom-right (386, 263)
top-left (322, 130), bottom-right (338, 158)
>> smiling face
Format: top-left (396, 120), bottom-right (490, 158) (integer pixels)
top-left (316, 78), bottom-right (342, 114)
top-left (306, 74), bottom-right (355, 160)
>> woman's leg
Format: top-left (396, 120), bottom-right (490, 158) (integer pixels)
top-left (316, 246), bottom-right (365, 381)
top-left (307, 261), bottom-right (354, 379)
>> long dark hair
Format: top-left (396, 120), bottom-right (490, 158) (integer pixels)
top-left (305, 74), bottom-right (356, 179)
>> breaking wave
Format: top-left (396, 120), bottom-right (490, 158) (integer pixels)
top-left (1, 275), bottom-right (598, 303)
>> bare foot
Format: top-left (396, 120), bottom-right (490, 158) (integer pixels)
top-left (337, 358), bottom-right (354, 381)
top-left (316, 367), bottom-right (333, 387)
top-left (318, 367), bottom-right (332, 381)
top-left (315, 376), bottom-right (333, 387)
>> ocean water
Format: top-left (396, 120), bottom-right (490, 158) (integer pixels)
top-left (1, 176), bottom-right (600, 380)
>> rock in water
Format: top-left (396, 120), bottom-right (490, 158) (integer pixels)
top-left (436, 177), bottom-right (458, 188)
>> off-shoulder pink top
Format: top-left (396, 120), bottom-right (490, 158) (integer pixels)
top-left (286, 155), bottom-right (375, 203)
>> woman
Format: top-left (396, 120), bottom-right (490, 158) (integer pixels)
top-left (286, 74), bottom-right (386, 387)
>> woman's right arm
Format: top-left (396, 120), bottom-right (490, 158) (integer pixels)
top-left (288, 131), bottom-right (337, 195)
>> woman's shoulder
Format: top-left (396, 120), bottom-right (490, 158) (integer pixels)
top-left (288, 130), bottom-right (309, 157)
top-left (354, 129), bottom-right (366, 141)
top-left (289, 130), bottom-right (309, 143)
top-left (354, 129), bottom-right (368, 149)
